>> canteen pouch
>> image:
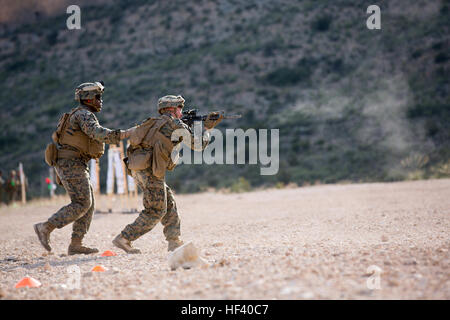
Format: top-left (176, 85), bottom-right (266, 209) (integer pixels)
top-left (127, 149), bottom-right (151, 171)
top-left (44, 143), bottom-right (58, 167)
top-left (152, 140), bottom-right (170, 179)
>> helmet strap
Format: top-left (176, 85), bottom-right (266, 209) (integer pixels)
top-left (159, 107), bottom-right (176, 115)
top-left (81, 99), bottom-right (100, 112)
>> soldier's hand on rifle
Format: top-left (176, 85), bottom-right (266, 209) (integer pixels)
top-left (120, 126), bottom-right (137, 140)
top-left (204, 112), bottom-right (224, 130)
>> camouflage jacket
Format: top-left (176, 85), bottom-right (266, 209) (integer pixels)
top-left (159, 112), bottom-right (210, 151)
top-left (59, 104), bottom-right (121, 152)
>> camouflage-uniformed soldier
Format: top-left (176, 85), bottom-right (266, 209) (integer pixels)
top-left (112, 95), bottom-right (223, 253)
top-left (6, 170), bottom-right (20, 204)
top-left (34, 81), bottom-right (135, 255)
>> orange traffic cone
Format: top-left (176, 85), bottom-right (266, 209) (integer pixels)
top-left (101, 250), bottom-right (117, 257)
top-left (15, 276), bottom-right (41, 288)
top-left (91, 265), bottom-right (106, 272)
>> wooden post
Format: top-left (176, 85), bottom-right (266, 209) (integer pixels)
top-left (96, 160), bottom-right (100, 193)
top-left (18, 162), bottom-right (26, 204)
top-left (119, 141), bottom-right (128, 196)
top-left (118, 141), bottom-right (129, 211)
top-left (106, 145), bottom-right (116, 195)
top-left (49, 167), bottom-right (55, 198)
top-left (126, 139), bottom-right (138, 198)
top-left (106, 145), bottom-right (116, 212)
top-left (92, 159), bottom-right (100, 194)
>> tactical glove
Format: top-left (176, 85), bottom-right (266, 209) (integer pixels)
top-left (120, 126), bottom-right (137, 140)
top-left (204, 112), bottom-right (224, 129)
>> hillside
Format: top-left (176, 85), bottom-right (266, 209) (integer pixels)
top-left (0, 0), bottom-right (449, 197)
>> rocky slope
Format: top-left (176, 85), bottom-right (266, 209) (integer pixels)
top-left (0, 0), bottom-right (448, 197)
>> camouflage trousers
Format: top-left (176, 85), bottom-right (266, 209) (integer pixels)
top-left (48, 159), bottom-right (94, 240)
top-left (120, 169), bottom-right (180, 242)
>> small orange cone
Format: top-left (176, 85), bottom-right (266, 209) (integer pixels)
top-left (101, 250), bottom-right (117, 257)
top-left (91, 265), bottom-right (106, 272)
top-left (15, 276), bottom-right (41, 288)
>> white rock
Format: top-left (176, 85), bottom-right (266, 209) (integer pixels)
top-left (300, 291), bottom-right (314, 299)
top-left (168, 241), bottom-right (209, 271)
top-left (280, 286), bottom-right (300, 295)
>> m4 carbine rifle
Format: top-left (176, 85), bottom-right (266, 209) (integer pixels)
top-left (181, 109), bottom-right (242, 128)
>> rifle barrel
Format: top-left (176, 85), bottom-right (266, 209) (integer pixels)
top-left (223, 114), bottom-right (242, 119)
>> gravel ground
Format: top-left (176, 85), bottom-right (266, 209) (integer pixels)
top-left (0, 179), bottom-right (449, 300)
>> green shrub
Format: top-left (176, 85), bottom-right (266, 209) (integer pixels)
top-left (435, 52), bottom-right (448, 64)
top-left (407, 103), bottom-right (450, 119)
top-left (311, 15), bottom-right (332, 32)
top-left (230, 177), bottom-right (252, 193)
top-left (263, 64), bottom-right (312, 86)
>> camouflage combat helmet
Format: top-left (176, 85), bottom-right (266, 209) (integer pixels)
top-left (157, 95), bottom-right (185, 114)
top-left (74, 81), bottom-right (105, 102)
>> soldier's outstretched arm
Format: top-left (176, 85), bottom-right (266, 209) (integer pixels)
top-left (119, 126), bottom-right (137, 140)
top-left (76, 109), bottom-right (122, 144)
top-left (169, 119), bottom-right (210, 152)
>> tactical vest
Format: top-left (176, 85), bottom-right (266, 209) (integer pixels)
top-left (127, 115), bottom-right (177, 178)
top-left (52, 107), bottom-right (105, 159)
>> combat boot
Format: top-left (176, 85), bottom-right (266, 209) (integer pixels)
top-left (112, 234), bottom-right (141, 254)
top-left (168, 239), bottom-right (184, 252)
top-left (68, 237), bottom-right (99, 255)
top-left (34, 222), bottom-right (56, 252)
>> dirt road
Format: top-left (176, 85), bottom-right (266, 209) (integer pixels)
top-left (0, 179), bottom-right (449, 299)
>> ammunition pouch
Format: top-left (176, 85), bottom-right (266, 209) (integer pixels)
top-left (59, 128), bottom-right (105, 159)
top-left (53, 107), bottom-right (105, 160)
top-left (152, 140), bottom-right (173, 179)
top-left (127, 148), bottom-right (151, 171)
top-left (128, 115), bottom-right (177, 179)
top-left (57, 148), bottom-right (86, 161)
top-left (44, 143), bottom-right (58, 167)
